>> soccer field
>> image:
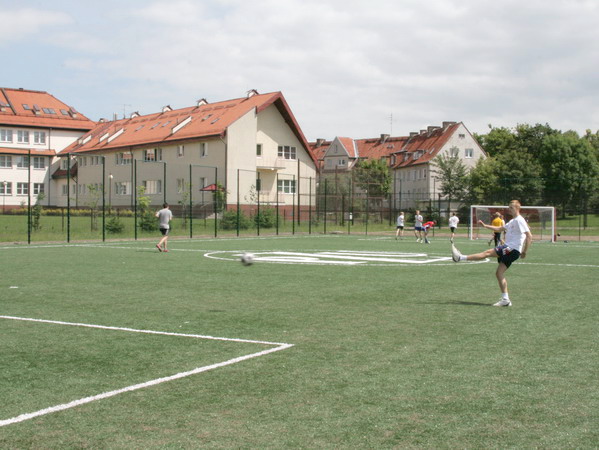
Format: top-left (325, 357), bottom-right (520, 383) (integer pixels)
top-left (1, 235), bottom-right (597, 447)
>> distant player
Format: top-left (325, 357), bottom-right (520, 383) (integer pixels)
top-left (413, 210), bottom-right (424, 242)
top-left (489, 212), bottom-right (505, 246)
top-left (448, 212), bottom-right (459, 243)
top-left (155, 203), bottom-right (173, 252)
top-left (395, 212), bottom-right (405, 240)
top-left (422, 220), bottom-right (435, 244)
top-left (452, 200), bottom-right (532, 307)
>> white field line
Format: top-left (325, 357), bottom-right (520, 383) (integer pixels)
top-left (0, 315), bottom-right (293, 428)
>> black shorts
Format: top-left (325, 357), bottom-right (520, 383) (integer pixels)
top-left (160, 227), bottom-right (170, 236)
top-left (494, 245), bottom-right (520, 268)
top-left (396, 226), bottom-right (404, 230)
top-left (450, 227), bottom-right (456, 232)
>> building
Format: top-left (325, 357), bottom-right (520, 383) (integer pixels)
top-left (310, 122), bottom-right (486, 210)
top-left (60, 90), bottom-right (317, 214)
top-left (0, 87), bottom-right (95, 210)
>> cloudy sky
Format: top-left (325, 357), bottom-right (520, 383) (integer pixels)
top-left (2, 0), bottom-right (598, 140)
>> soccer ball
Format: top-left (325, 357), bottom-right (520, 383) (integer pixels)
top-left (240, 252), bottom-right (255, 266)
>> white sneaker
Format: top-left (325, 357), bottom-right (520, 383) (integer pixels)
top-left (493, 299), bottom-right (512, 307)
top-left (451, 244), bottom-right (462, 262)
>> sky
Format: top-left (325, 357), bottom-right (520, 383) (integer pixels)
top-left (1, 0), bottom-right (598, 140)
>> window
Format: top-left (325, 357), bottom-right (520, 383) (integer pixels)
top-left (78, 184), bottom-right (86, 195)
top-left (450, 147), bottom-right (459, 157)
top-left (1, 181), bottom-right (12, 195)
top-left (32, 156), bottom-right (45, 169)
top-left (256, 144), bottom-right (262, 156)
top-left (115, 152), bottom-right (132, 165)
top-left (17, 130), bottom-right (30, 143)
top-left (33, 183), bottom-right (45, 195)
top-left (143, 180), bottom-right (162, 194)
top-left (0, 129), bottom-right (13, 142)
top-left (115, 182), bottom-right (131, 195)
top-left (199, 177), bottom-right (207, 190)
top-left (17, 156), bottom-right (29, 168)
top-left (17, 182), bottom-right (29, 195)
top-left (277, 179), bottom-right (296, 194)
top-left (465, 148), bottom-right (474, 158)
top-left (0, 155), bottom-right (12, 168)
top-left (177, 145), bottom-right (185, 157)
top-left (22, 104), bottom-right (31, 110)
top-left (200, 142), bottom-right (208, 157)
top-left (143, 148), bottom-right (162, 162)
top-left (338, 159), bottom-right (346, 166)
top-left (326, 159), bottom-right (333, 167)
top-left (61, 185), bottom-right (68, 196)
top-left (61, 158), bottom-right (70, 170)
top-left (459, 133), bottom-right (466, 139)
top-left (277, 145), bottom-right (297, 160)
top-left (177, 178), bottom-right (186, 194)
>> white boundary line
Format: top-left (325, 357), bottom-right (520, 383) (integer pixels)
top-left (0, 315), bottom-right (293, 428)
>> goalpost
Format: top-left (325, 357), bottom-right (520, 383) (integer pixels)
top-left (469, 205), bottom-right (557, 243)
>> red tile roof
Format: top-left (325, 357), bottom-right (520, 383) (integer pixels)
top-left (62, 91), bottom-right (317, 165)
top-left (0, 87), bottom-right (95, 131)
top-left (309, 122), bottom-right (467, 169)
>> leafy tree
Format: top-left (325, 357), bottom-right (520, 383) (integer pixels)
top-left (137, 186), bottom-right (157, 232)
top-left (430, 149), bottom-right (468, 215)
top-left (465, 157), bottom-right (501, 205)
top-left (177, 181), bottom-right (192, 228)
top-left (514, 123), bottom-right (558, 159)
top-left (353, 159), bottom-right (391, 197)
top-left (85, 184), bottom-right (102, 231)
top-left (31, 193), bottom-right (45, 231)
top-left (494, 149), bottom-right (543, 205)
top-left (475, 126), bottom-right (517, 157)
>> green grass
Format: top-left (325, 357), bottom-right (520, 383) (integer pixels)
top-left (1, 236), bottom-right (597, 447)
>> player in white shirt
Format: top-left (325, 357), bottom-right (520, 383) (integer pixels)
top-left (448, 213), bottom-right (459, 242)
top-left (451, 200), bottom-right (532, 307)
top-left (395, 212), bottom-right (405, 240)
top-left (413, 210), bottom-right (424, 242)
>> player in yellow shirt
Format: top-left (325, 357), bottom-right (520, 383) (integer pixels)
top-left (488, 212), bottom-right (505, 246)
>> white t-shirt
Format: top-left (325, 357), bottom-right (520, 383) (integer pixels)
top-left (448, 215), bottom-right (459, 228)
top-left (397, 214), bottom-right (404, 227)
top-left (504, 215), bottom-right (530, 252)
top-left (156, 208), bottom-right (173, 229)
top-left (414, 215), bottom-right (423, 227)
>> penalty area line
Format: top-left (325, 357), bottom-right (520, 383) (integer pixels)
top-left (0, 315), bottom-right (293, 428)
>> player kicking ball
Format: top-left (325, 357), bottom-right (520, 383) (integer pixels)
top-left (451, 200), bottom-right (532, 307)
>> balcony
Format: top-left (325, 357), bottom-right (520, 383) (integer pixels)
top-left (256, 157), bottom-right (286, 171)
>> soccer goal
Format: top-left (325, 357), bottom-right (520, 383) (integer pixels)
top-left (469, 205), bottom-right (557, 242)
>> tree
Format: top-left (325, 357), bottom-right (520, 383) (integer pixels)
top-left (31, 193), bottom-right (45, 231)
top-left (465, 157), bottom-right (501, 205)
top-left (86, 184), bottom-right (102, 231)
top-left (430, 149), bottom-right (468, 215)
top-left (475, 126), bottom-right (516, 157)
top-left (352, 159), bottom-right (391, 197)
top-left (494, 149), bottom-right (543, 205)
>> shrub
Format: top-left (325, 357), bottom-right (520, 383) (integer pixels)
top-left (220, 209), bottom-right (252, 230)
top-left (106, 216), bottom-right (125, 234)
top-left (254, 207), bottom-right (279, 229)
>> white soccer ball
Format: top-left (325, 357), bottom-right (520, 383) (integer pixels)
top-left (240, 252), bottom-right (255, 266)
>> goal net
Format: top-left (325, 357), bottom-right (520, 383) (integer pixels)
top-left (469, 205), bottom-right (556, 242)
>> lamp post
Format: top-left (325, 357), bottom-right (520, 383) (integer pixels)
top-left (109, 174), bottom-right (113, 212)
top-left (2, 180), bottom-right (6, 214)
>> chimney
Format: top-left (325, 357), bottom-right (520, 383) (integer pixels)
top-left (380, 134), bottom-right (390, 143)
top-left (316, 138), bottom-right (326, 147)
top-left (246, 89), bottom-right (259, 98)
top-left (428, 126), bottom-right (440, 133)
top-left (130, 111), bottom-right (140, 118)
top-left (442, 121), bottom-right (456, 128)
top-left (409, 132), bottom-right (418, 138)
top-left (162, 105), bottom-right (172, 113)
top-left (113, 113), bottom-right (119, 121)
top-left (197, 98), bottom-right (208, 106)
top-left (99, 118), bottom-right (106, 123)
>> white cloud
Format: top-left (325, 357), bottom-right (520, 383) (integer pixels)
top-left (4, 0), bottom-right (598, 138)
top-left (0, 7), bottom-right (72, 43)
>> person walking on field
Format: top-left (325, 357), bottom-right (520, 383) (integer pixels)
top-left (448, 212), bottom-right (459, 243)
top-left (414, 210), bottom-right (424, 242)
top-left (155, 203), bottom-right (173, 253)
top-left (451, 200), bottom-right (532, 307)
top-left (395, 212), bottom-right (405, 240)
